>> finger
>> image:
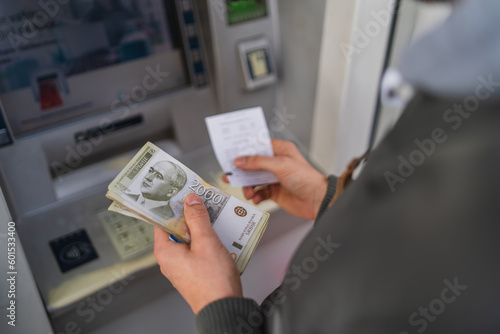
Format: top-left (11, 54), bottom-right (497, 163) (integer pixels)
top-left (271, 140), bottom-right (305, 161)
top-left (183, 194), bottom-right (220, 250)
top-left (153, 226), bottom-right (187, 261)
top-left (255, 188), bottom-right (272, 201)
top-left (222, 174), bottom-right (229, 183)
top-left (234, 140), bottom-right (304, 173)
top-left (243, 186), bottom-right (256, 199)
top-left (252, 189), bottom-right (272, 204)
top-left (253, 194), bottom-right (262, 205)
top-left (234, 154), bottom-right (286, 175)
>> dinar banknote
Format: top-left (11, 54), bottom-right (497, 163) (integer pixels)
top-left (106, 142), bottom-right (269, 273)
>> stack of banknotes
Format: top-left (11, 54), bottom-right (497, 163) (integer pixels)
top-left (106, 142), bottom-right (270, 274)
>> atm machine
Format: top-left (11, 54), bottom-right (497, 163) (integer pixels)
top-left (0, 0), bottom-right (280, 332)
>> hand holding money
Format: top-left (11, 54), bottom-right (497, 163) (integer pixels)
top-left (154, 193), bottom-right (243, 315)
top-left (106, 142), bottom-right (269, 273)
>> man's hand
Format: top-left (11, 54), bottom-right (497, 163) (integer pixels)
top-left (225, 140), bottom-right (328, 220)
top-left (154, 194), bottom-right (242, 314)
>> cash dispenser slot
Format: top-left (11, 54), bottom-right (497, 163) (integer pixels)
top-left (74, 115), bottom-right (144, 143)
top-left (52, 139), bottom-right (183, 200)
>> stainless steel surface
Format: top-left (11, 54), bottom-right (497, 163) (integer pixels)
top-left (199, 0), bottom-right (279, 119)
top-left (275, 0), bottom-right (327, 150)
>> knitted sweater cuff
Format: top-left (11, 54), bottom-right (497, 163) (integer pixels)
top-left (316, 175), bottom-right (338, 220)
top-left (195, 297), bottom-right (264, 334)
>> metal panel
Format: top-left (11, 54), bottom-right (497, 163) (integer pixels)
top-left (0, 190), bottom-right (53, 334)
top-left (276, 0), bottom-right (327, 151)
top-left (200, 0), bottom-right (279, 119)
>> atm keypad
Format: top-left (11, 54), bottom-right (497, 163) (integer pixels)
top-left (98, 211), bottom-right (154, 260)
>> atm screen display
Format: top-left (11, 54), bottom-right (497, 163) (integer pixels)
top-left (227, 0), bottom-right (267, 25)
top-left (0, 0), bottom-right (190, 136)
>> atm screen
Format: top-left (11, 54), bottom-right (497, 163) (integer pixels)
top-left (227, 0), bottom-right (268, 25)
top-left (0, 0), bottom-right (190, 136)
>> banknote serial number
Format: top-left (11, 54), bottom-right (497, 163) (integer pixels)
top-left (189, 180), bottom-right (224, 204)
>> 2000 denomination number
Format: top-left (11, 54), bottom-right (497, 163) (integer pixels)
top-left (189, 180), bottom-right (224, 204)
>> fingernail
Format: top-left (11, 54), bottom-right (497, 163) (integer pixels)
top-left (235, 157), bottom-right (247, 167)
top-left (186, 194), bottom-right (202, 206)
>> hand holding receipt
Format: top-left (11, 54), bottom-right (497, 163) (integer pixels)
top-left (205, 107), bottom-right (279, 187)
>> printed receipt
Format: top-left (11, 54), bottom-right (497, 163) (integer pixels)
top-left (205, 107), bottom-right (279, 187)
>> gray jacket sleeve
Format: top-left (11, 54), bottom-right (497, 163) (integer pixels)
top-left (195, 298), bottom-right (265, 334)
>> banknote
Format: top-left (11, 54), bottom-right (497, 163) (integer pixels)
top-left (106, 142), bottom-right (270, 273)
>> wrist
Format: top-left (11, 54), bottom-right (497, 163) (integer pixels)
top-left (192, 278), bottom-right (243, 314)
top-left (196, 298), bottom-right (261, 333)
top-left (312, 174), bottom-right (329, 216)
top-left (194, 291), bottom-right (242, 315)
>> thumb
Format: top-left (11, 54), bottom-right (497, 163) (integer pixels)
top-left (234, 155), bottom-right (283, 174)
top-left (183, 194), bottom-right (219, 249)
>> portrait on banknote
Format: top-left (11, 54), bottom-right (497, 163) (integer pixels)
top-left (124, 155), bottom-right (193, 221)
top-left (123, 151), bottom-right (229, 224)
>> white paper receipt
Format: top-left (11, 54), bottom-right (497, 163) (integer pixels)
top-left (205, 107), bottom-right (279, 187)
